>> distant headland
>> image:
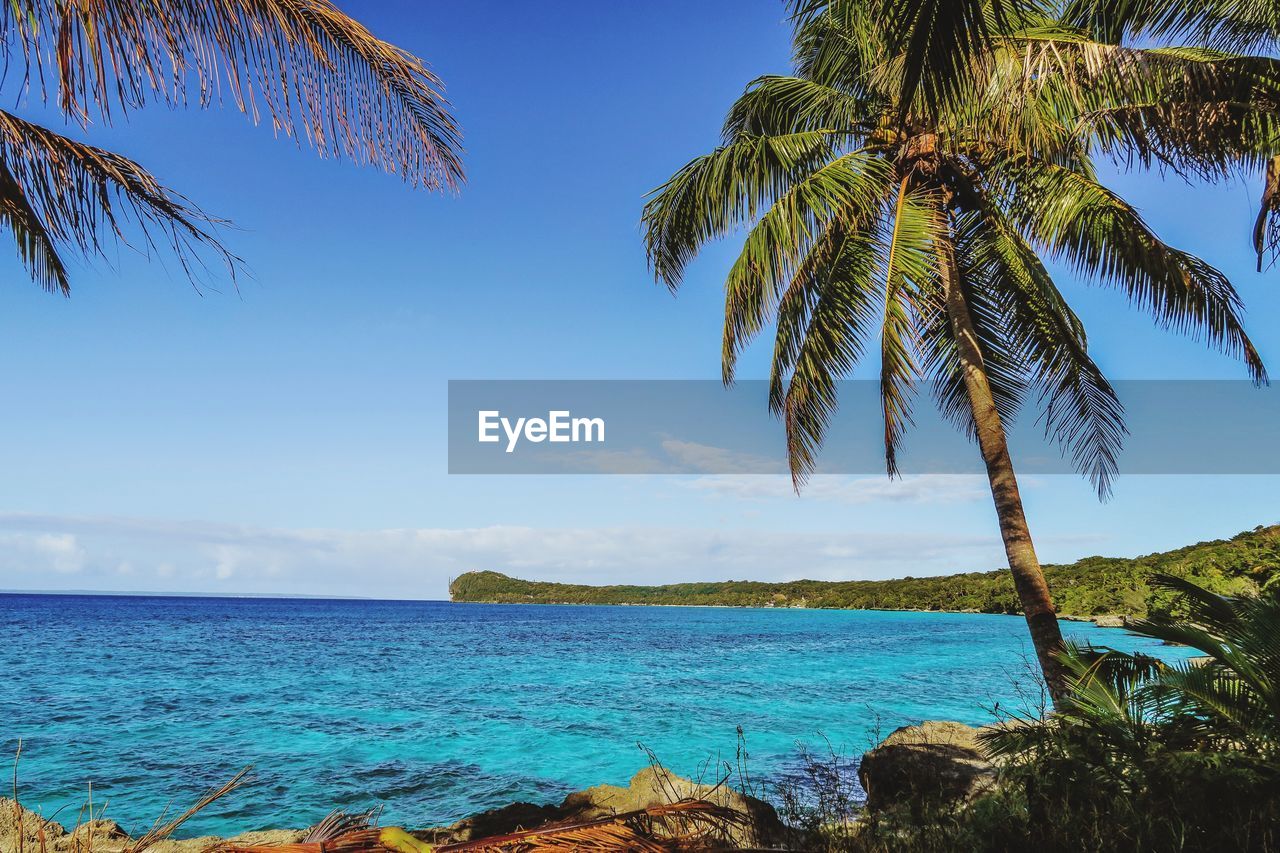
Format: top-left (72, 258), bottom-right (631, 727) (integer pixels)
top-left (450, 525), bottom-right (1279, 623)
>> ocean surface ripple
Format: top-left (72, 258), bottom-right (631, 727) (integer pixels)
top-left (2, 594), bottom-right (1189, 837)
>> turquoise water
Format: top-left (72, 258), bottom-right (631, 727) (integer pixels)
top-left (2, 594), bottom-right (1189, 838)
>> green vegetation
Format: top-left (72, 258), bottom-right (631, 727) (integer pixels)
top-left (450, 525), bottom-right (1280, 620)
top-left (835, 575), bottom-right (1280, 852)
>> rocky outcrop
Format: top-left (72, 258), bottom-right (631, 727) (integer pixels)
top-left (858, 721), bottom-right (996, 815)
top-left (421, 767), bottom-right (782, 848)
top-left (418, 801), bottom-right (564, 844)
top-left (0, 798), bottom-right (301, 852)
top-left (4, 768), bottom-right (781, 851)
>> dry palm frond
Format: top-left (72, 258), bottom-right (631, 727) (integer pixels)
top-left (301, 808), bottom-right (380, 843)
top-left (126, 766), bottom-right (252, 853)
top-left (214, 827), bottom-right (433, 853)
top-left (1, 0), bottom-right (463, 191)
top-left (0, 109), bottom-right (239, 294)
top-left (216, 800), bottom-right (750, 853)
top-left (438, 800), bottom-right (751, 852)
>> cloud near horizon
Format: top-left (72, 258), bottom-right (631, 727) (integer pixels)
top-left (0, 509), bottom-right (1038, 600)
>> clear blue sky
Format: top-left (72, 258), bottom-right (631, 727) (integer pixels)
top-left (0, 0), bottom-right (1275, 598)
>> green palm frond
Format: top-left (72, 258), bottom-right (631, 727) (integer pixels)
top-left (878, 181), bottom-right (938, 475)
top-left (770, 213), bottom-right (890, 487)
top-left (723, 76), bottom-right (885, 139)
top-left (988, 158), bottom-right (1267, 383)
top-left (792, 0), bottom-right (1048, 118)
top-left (953, 182), bottom-right (1127, 496)
top-left (1063, 0), bottom-right (1280, 53)
top-left (722, 149), bottom-right (892, 382)
top-left (643, 130), bottom-right (848, 289)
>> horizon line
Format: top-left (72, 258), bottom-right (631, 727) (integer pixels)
top-left (0, 588), bottom-right (450, 603)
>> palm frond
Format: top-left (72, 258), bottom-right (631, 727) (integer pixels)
top-left (127, 767), bottom-right (252, 853)
top-left (0, 0), bottom-right (462, 190)
top-left (1062, 0), bottom-right (1280, 53)
top-left (642, 130), bottom-right (848, 289)
top-left (440, 800), bottom-right (749, 852)
top-left (793, 0), bottom-right (1045, 117)
top-left (723, 75), bottom-right (884, 139)
top-left (954, 183), bottom-right (1127, 496)
top-left (0, 110), bottom-right (239, 292)
top-left (878, 181), bottom-right (938, 475)
top-left (769, 212), bottom-right (889, 487)
top-left (721, 149), bottom-right (892, 382)
top-left (301, 809), bottom-right (379, 843)
top-left (0, 157), bottom-right (68, 294)
top-left (989, 158), bottom-right (1267, 383)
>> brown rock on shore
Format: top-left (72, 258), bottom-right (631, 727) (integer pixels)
top-left (3, 767), bottom-right (781, 851)
top-left (857, 721), bottom-right (996, 815)
top-left (419, 766), bottom-right (782, 848)
top-left (0, 799), bottom-right (302, 853)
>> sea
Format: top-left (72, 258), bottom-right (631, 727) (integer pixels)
top-left (1, 594), bottom-right (1191, 838)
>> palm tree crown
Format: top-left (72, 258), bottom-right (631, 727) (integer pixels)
top-left (642, 0), bottom-right (1270, 699)
top-left (644, 0), bottom-right (1265, 491)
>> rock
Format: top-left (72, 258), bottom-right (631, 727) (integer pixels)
top-left (70, 818), bottom-right (130, 842)
top-left (421, 801), bottom-right (563, 844)
top-left (4, 769), bottom-right (780, 851)
top-left (858, 721), bottom-right (995, 815)
top-left (0, 798), bottom-right (65, 851)
top-left (143, 830), bottom-right (302, 853)
top-left (560, 766), bottom-right (783, 847)
top-left (1092, 614), bottom-right (1128, 628)
top-left (421, 767), bottom-right (783, 848)
top-left (0, 797), bottom-right (303, 853)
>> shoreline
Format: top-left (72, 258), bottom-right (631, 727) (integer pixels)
top-left (448, 597), bottom-right (1130, 628)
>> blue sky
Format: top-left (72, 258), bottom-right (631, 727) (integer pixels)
top-left (0, 0), bottom-right (1275, 598)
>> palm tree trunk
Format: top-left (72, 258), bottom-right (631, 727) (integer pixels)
top-left (937, 226), bottom-right (1068, 708)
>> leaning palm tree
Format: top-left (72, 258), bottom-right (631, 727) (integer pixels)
top-left (0, 1), bottom-right (463, 295)
top-left (641, 0), bottom-right (1268, 700)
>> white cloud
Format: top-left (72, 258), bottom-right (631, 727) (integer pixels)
top-left (684, 474), bottom-right (990, 504)
top-left (556, 439), bottom-right (785, 475)
top-left (0, 531), bottom-right (86, 575)
top-left (0, 510), bottom-right (1010, 599)
top-left (658, 440), bottom-right (786, 474)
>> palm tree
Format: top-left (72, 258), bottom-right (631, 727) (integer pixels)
top-left (641, 0), bottom-right (1268, 701)
top-left (0, 1), bottom-right (463, 295)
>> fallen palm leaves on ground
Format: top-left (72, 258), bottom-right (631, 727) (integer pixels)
top-left (214, 799), bottom-right (750, 852)
top-left (8, 750), bottom-right (760, 853)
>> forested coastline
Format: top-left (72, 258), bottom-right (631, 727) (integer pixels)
top-left (450, 526), bottom-right (1279, 619)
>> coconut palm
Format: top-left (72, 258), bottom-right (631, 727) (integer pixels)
top-left (0, 1), bottom-right (463, 295)
top-left (641, 0), bottom-right (1268, 701)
